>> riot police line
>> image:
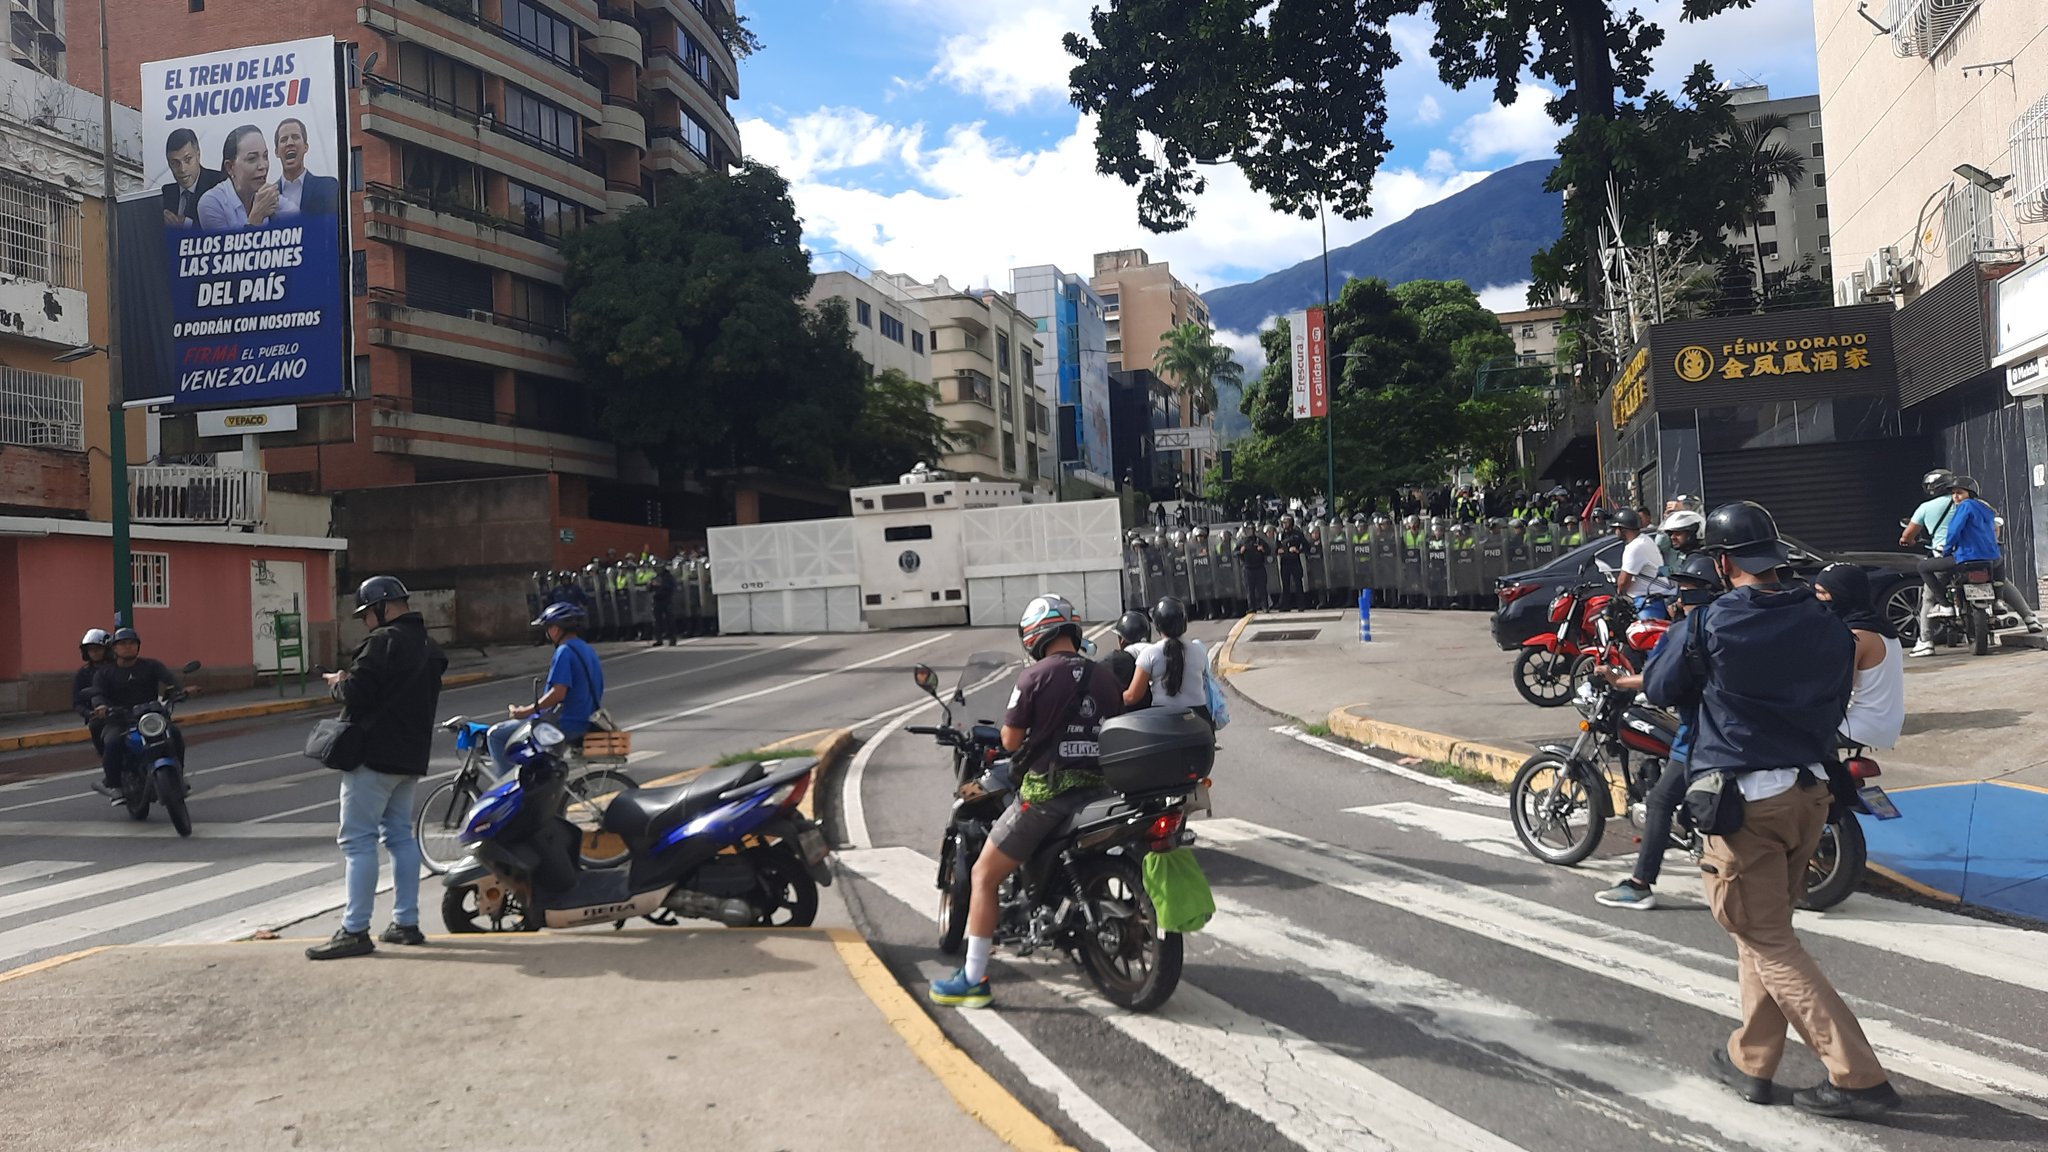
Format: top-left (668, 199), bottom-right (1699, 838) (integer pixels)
top-left (1121, 516), bottom-right (1591, 617)
top-left (525, 554), bottom-right (721, 642)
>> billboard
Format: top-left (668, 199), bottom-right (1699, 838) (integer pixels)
top-left (1288, 308), bottom-right (1325, 419)
top-left (140, 36), bottom-right (348, 409)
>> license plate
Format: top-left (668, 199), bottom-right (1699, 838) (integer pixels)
top-left (1963, 584), bottom-right (1995, 602)
top-left (1857, 785), bottom-right (1902, 821)
top-left (797, 826), bottom-right (829, 865)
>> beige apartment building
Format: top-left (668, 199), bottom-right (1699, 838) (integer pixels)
top-left (1814, 0), bottom-right (2048, 602)
top-left (879, 273), bottom-right (1053, 494)
top-left (1091, 248), bottom-right (1215, 484)
top-left (807, 257), bottom-right (933, 390)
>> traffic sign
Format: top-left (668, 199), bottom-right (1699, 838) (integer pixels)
top-left (1153, 427), bottom-right (1217, 451)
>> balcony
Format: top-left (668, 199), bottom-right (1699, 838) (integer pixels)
top-left (367, 287), bottom-right (578, 380)
top-left (360, 79), bottom-right (605, 209)
top-left (594, 94), bottom-right (648, 149)
top-left (361, 0), bottom-right (599, 117)
top-left (1885, 0), bottom-right (1980, 58)
top-left (362, 183), bottom-right (565, 283)
top-left (673, 0), bottom-right (737, 91)
top-left (2015, 94), bottom-right (2048, 225)
top-left (938, 372), bottom-right (996, 432)
top-left (646, 126), bottom-right (709, 175)
top-left (605, 179), bottom-right (648, 211)
top-left (130, 466), bottom-right (267, 527)
top-left (0, 367), bottom-right (83, 451)
top-left (369, 398), bottom-right (621, 478)
top-left (591, 8), bottom-right (643, 61)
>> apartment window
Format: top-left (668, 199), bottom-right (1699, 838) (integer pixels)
top-left (402, 146), bottom-right (482, 212)
top-left (187, 0), bottom-right (201, 10)
top-left (1520, 325), bottom-right (1535, 339)
top-left (1021, 350), bottom-right (1033, 377)
top-left (1810, 141), bottom-right (1824, 158)
top-left (349, 147), bottom-right (364, 191)
top-left (1814, 172), bottom-right (1826, 188)
top-left (1807, 111), bottom-right (1821, 129)
top-left (353, 355), bottom-right (371, 395)
top-left (1034, 316), bottom-right (1049, 332)
top-left (1819, 233), bottom-right (1831, 253)
top-left (682, 33), bottom-right (715, 84)
top-left (880, 313), bottom-right (905, 343)
top-left (515, 373), bottom-right (590, 437)
top-left (411, 356), bottom-right (498, 423)
top-left (928, 329), bottom-right (939, 350)
top-left (1002, 431), bottom-right (1016, 472)
top-left (352, 250), bottom-right (368, 297)
top-left (344, 41), bottom-right (360, 88)
top-left (1759, 240), bottom-right (1780, 258)
top-left (911, 330), bottom-right (924, 354)
top-left (403, 248), bottom-right (493, 315)
top-left (0, 366), bottom-right (83, 450)
top-left (395, 44), bottom-right (483, 119)
top-left (998, 333), bottom-right (1012, 375)
top-left (503, 0), bottom-right (577, 69)
top-left (1756, 211), bottom-right (1776, 227)
top-left (507, 275), bottom-right (567, 334)
top-left (509, 179), bottom-right (584, 241)
top-left (504, 85), bottom-right (581, 158)
top-left (1550, 322), bottom-right (1562, 336)
top-left (856, 299), bottom-right (872, 327)
top-left (0, 173), bottom-right (83, 289)
top-left (132, 553), bottom-right (170, 609)
top-left (1815, 203), bottom-right (1829, 220)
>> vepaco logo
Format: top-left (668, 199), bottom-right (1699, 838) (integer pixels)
top-left (223, 413), bottom-right (271, 428)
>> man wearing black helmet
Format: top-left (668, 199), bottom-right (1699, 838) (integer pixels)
top-left (74, 629), bottom-right (113, 755)
top-left (1104, 610), bottom-right (1153, 709)
top-left (1643, 502), bottom-right (1897, 1119)
top-left (88, 628), bottom-right (183, 798)
top-left (309, 576), bottom-right (448, 961)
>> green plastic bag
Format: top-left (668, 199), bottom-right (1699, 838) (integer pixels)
top-left (1143, 848), bottom-right (1215, 934)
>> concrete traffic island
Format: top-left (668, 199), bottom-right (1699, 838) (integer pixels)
top-left (0, 930), bottom-right (1035, 1152)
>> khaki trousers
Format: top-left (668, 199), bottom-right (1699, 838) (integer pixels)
top-left (1701, 781), bottom-right (1889, 1089)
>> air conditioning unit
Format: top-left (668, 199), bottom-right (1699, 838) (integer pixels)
top-left (467, 308), bottom-right (493, 323)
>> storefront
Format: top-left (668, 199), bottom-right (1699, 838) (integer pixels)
top-left (1598, 303), bottom-right (1926, 553)
top-left (1989, 254), bottom-right (2048, 606)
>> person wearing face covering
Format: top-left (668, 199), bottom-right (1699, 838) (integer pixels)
top-left (1811, 564), bottom-right (1905, 751)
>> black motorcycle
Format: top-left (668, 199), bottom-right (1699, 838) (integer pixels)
top-left (1925, 560), bottom-right (2007, 656)
top-left (907, 662), bottom-right (1210, 1013)
top-left (105, 660), bottom-right (203, 838)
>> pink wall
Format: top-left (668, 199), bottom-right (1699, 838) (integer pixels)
top-left (3, 534), bottom-right (336, 680)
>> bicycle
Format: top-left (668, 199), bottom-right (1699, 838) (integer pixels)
top-left (415, 715), bottom-right (638, 873)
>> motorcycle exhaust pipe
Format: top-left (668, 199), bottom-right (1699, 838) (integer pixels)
top-left (664, 889), bottom-right (759, 926)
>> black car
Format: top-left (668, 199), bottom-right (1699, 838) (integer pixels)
top-left (1490, 535), bottom-right (1922, 650)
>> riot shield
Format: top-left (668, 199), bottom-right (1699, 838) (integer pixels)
top-left (1213, 529), bottom-right (1243, 615)
top-left (1477, 527), bottom-right (1506, 605)
top-left (525, 575), bottom-right (544, 629)
top-left (1141, 535), bottom-right (1170, 609)
top-left (582, 570), bottom-right (612, 638)
top-left (1425, 535), bottom-right (1451, 608)
top-left (630, 577), bottom-right (655, 637)
top-left (1122, 537), bottom-right (1147, 612)
top-left (1450, 527), bottom-right (1481, 607)
top-left (610, 572), bottom-right (633, 640)
top-left (1365, 524), bottom-right (1392, 603)
top-left (1262, 526), bottom-right (1282, 610)
top-left (1526, 522), bottom-right (1559, 571)
top-left (697, 561), bottom-right (719, 635)
top-left (1396, 531), bottom-right (1426, 608)
top-left (1325, 528), bottom-right (1355, 607)
top-left (1165, 531), bottom-right (1194, 606)
top-left (1188, 533), bottom-right (1217, 617)
top-left (1504, 527), bottom-right (1533, 579)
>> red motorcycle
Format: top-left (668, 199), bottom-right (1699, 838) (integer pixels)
top-left (1514, 582), bottom-right (1644, 707)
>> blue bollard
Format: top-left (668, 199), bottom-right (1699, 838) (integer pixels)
top-left (1358, 588), bottom-right (1373, 642)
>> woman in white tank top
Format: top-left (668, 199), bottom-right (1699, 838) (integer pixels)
top-left (1813, 564), bottom-right (1905, 749)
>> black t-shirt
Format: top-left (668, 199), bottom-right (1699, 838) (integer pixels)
top-left (91, 658), bottom-right (178, 710)
top-left (1003, 652), bottom-right (1124, 799)
top-left (1105, 649), bottom-right (1151, 710)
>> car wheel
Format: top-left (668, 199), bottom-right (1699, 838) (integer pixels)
top-left (1884, 583), bottom-right (1920, 646)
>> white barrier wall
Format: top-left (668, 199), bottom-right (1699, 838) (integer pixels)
top-left (708, 519), bottom-right (863, 634)
top-left (962, 501), bottom-right (1125, 626)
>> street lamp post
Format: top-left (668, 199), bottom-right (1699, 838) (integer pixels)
top-left (99, 0), bottom-right (131, 626)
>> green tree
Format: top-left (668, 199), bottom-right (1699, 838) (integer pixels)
top-left (1064, 0), bottom-right (1750, 233)
top-left (1151, 321), bottom-right (1244, 415)
top-left (849, 368), bottom-right (963, 485)
top-left (562, 163), bottom-right (867, 481)
top-left (1718, 111), bottom-right (1807, 298)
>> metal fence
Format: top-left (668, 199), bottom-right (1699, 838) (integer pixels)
top-left (0, 367), bottom-right (83, 450)
top-left (0, 172), bottom-right (83, 289)
top-left (130, 466), bottom-right (268, 526)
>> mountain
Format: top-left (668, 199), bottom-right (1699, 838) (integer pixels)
top-left (1203, 159), bottom-right (1562, 337)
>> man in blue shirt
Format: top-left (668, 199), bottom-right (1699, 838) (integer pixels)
top-left (1911, 476), bottom-right (2038, 655)
top-left (486, 602), bottom-right (605, 782)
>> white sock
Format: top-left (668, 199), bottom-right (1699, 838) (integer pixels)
top-left (963, 935), bottom-right (993, 984)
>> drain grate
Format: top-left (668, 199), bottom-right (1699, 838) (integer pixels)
top-left (1248, 629), bottom-right (1321, 642)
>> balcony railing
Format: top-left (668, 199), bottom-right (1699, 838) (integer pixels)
top-left (130, 466), bottom-right (267, 526)
top-left (408, 0), bottom-right (592, 85)
top-left (369, 286), bottom-right (569, 339)
top-left (0, 366), bottom-right (83, 451)
top-left (2014, 93), bottom-right (2048, 226)
top-left (943, 372), bottom-right (993, 407)
top-left (649, 123), bottom-right (709, 162)
top-left (365, 181), bottom-right (565, 247)
top-left (1886, 0), bottom-right (1980, 58)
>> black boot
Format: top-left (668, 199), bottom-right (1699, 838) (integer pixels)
top-left (305, 928), bottom-right (375, 961)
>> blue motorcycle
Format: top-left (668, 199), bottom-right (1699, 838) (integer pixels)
top-left (440, 719), bottom-right (831, 933)
top-left (107, 659), bottom-right (202, 837)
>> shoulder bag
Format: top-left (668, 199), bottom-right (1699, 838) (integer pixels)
top-left (304, 641), bottom-right (430, 771)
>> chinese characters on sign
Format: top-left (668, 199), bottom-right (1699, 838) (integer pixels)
top-left (1671, 332), bottom-right (1875, 384)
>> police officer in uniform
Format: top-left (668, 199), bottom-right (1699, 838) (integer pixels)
top-left (1236, 524), bottom-right (1273, 612)
top-left (1275, 516), bottom-right (1310, 612)
top-left (1424, 517), bottom-right (1451, 609)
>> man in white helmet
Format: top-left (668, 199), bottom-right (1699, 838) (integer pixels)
top-left (74, 628), bottom-right (113, 755)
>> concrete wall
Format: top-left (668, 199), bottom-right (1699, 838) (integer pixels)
top-left (809, 270), bottom-right (933, 386)
top-left (266, 490), bottom-right (336, 538)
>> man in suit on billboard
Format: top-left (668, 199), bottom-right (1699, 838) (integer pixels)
top-left (159, 127), bottom-right (225, 229)
top-left (273, 118), bottom-right (340, 217)
top-left (198, 124), bottom-right (281, 231)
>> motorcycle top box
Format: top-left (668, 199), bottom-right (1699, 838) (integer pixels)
top-left (1098, 710), bottom-right (1215, 798)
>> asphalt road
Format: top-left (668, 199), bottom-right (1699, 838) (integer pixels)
top-left (836, 621), bottom-right (2048, 1152)
top-left (0, 628), bottom-right (998, 970)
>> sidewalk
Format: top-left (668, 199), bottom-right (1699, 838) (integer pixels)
top-left (1219, 607), bottom-right (2048, 922)
top-left (0, 639), bottom-right (651, 756)
top-left (0, 928), bottom-right (1046, 1152)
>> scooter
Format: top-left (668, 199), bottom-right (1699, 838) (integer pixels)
top-left (106, 659), bottom-right (203, 838)
top-left (441, 718), bottom-right (830, 933)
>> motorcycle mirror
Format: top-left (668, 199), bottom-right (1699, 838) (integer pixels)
top-left (180, 660), bottom-right (202, 673)
top-left (912, 664), bottom-right (938, 697)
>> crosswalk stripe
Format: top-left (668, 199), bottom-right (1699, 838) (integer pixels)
top-left (0, 820), bottom-right (334, 839)
top-left (841, 847), bottom-right (1534, 1152)
top-left (199, 768), bottom-right (332, 800)
top-left (0, 860), bottom-right (89, 890)
top-left (0, 752), bottom-right (301, 815)
top-left (1200, 817), bottom-right (2048, 1121)
top-left (0, 862), bottom-right (210, 920)
top-left (137, 866), bottom-right (432, 945)
top-left (1347, 798), bottom-right (2048, 991)
top-left (1276, 726), bottom-right (1507, 808)
top-left (0, 861), bottom-right (330, 965)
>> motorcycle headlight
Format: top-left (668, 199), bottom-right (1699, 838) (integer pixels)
top-left (136, 711), bottom-right (169, 739)
top-left (1572, 680), bottom-right (1600, 715)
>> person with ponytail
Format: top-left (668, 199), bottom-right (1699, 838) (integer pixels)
top-left (1123, 597), bottom-right (1212, 725)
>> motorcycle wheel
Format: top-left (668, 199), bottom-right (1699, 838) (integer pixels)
top-left (414, 777), bottom-right (476, 875)
top-left (156, 767), bottom-right (192, 838)
top-left (1969, 604), bottom-right (1992, 656)
top-left (936, 828), bottom-right (973, 955)
top-left (751, 844), bottom-right (819, 928)
top-left (1510, 752), bottom-right (1608, 866)
top-left (564, 768), bottom-right (637, 868)
top-left (1073, 855), bottom-right (1182, 1013)
top-left (1512, 648), bottom-right (1576, 708)
top-left (1802, 814), bottom-right (1868, 911)
top-left (441, 883), bottom-right (536, 933)
top-left (123, 772), bottom-right (150, 821)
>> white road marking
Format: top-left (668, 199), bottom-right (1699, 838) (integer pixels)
top-left (624, 634), bottom-right (950, 732)
top-left (0, 751), bottom-right (301, 814)
top-left (842, 659), bottom-right (1018, 851)
top-left (0, 860), bottom-right (89, 889)
top-left (248, 797), bottom-right (339, 823)
top-left (0, 862), bottom-right (210, 919)
top-left (137, 865), bottom-right (428, 945)
top-left (199, 767), bottom-right (332, 800)
top-left (0, 861), bottom-right (329, 964)
top-left (1200, 817), bottom-right (2048, 1120)
top-left (604, 635), bottom-right (814, 691)
top-left (842, 846), bottom-right (1534, 1152)
top-left (1274, 726), bottom-right (1507, 807)
top-left (0, 820), bottom-right (335, 840)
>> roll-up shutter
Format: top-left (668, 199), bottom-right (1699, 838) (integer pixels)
top-left (1702, 438), bottom-right (1932, 553)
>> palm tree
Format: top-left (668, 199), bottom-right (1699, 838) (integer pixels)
top-left (1721, 113), bottom-right (1807, 302)
top-left (1152, 322), bottom-right (1243, 418)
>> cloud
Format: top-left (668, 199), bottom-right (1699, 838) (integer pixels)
top-left (1451, 93), bottom-right (1566, 165)
top-left (745, 110), bottom-right (1496, 298)
top-left (1214, 326), bottom-right (1271, 375)
top-left (1476, 282), bottom-right (1536, 313)
top-left (1415, 94), bottom-right (1443, 125)
top-left (930, 5), bottom-right (1090, 111)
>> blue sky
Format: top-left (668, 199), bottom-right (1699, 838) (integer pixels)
top-left (735, 0), bottom-right (1821, 324)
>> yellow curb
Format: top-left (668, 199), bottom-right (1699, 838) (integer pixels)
top-left (1866, 861), bottom-right (1963, 904)
top-left (828, 928), bottom-right (1076, 1152)
top-left (1327, 706), bottom-right (1527, 788)
top-left (640, 728), bottom-right (853, 796)
top-left (0, 945), bottom-right (111, 986)
top-left (1216, 612), bottom-right (1256, 677)
top-left (0, 669), bottom-right (499, 754)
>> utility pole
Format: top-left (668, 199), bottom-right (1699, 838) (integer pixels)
top-left (1319, 197), bottom-right (1335, 518)
top-left (100, 0), bottom-right (132, 626)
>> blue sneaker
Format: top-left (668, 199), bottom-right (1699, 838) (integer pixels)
top-left (1596, 880), bottom-right (1657, 910)
top-left (928, 968), bottom-right (992, 1008)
